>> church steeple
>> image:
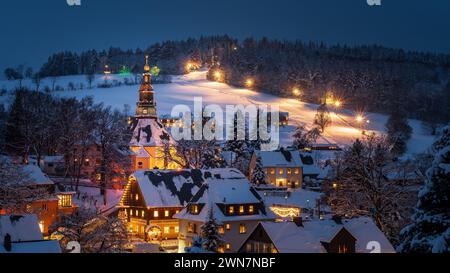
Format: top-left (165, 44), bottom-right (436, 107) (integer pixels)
top-left (135, 49), bottom-right (157, 118)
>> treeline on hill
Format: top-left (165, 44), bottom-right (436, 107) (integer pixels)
top-left (8, 35), bottom-right (450, 126)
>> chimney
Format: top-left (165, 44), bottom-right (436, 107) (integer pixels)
top-left (293, 216), bottom-right (303, 227)
top-left (4, 234), bottom-right (12, 252)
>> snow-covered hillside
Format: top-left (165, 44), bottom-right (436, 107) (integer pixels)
top-left (0, 71), bottom-right (435, 155)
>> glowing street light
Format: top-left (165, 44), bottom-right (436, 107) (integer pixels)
top-left (293, 88), bottom-right (301, 96)
top-left (356, 115), bottom-right (364, 123)
top-left (246, 79), bottom-right (254, 87)
top-left (214, 71), bottom-right (222, 80)
top-left (334, 100), bottom-right (341, 108)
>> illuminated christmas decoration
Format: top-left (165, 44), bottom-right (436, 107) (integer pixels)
top-left (270, 206), bottom-right (300, 218)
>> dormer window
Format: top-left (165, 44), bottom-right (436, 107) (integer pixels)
top-left (279, 168), bottom-right (284, 175)
top-left (270, 169), bottom-right (275, 175)
top-left (191, 205), bottom-right (199, 214)
top-left (249, 205), bottom-right (254, 213)
top-left (228, 206), bottom-right (235, 214)
top-left (239, 205), bottom-right (244, 214)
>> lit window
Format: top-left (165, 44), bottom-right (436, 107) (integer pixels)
top-left (164, 227), bottom-right (170, 234)
top-left (38, 221), bottom-right (44, 233)
top-left (294, 168), bottom-right (299, 174)
top-left (176, 210), bottom-right (180, 214)
top-left (130, 210), bottom-right (133, 216)
top-left (141, 210), bottom-right (145, 218)
top-left (165, 210), bottom-right (169, 217)
top-left (279, 168), bottom-right (284, 175)
top-left (239, 224), bottom-right (246, 234)
top-left (154, 210), bottom-right (159, 218)
top-left (249, 205), bottom-right (254, 213)
top-left (218, 226), bottom-right (225, 234)
top-left (226, 244), bottom-right (231, 251)
top-left (218, 246), bottom-right (224, 253)
top-left (225, 223), bottom-right (231, 230)
top-left (135, 194), bottom-right (139, 201)
top-left (135, 210), bottom-right (138, 216)
top-left (58, 194), bottom-right (72, 207)
top-left (175, 226), bottom-right (179, 233)
top-left (192, 205), bottom-right (199, 214)
top-left (270, 169), bottom-right (275, 175)
top-left (228, 206), bottom-right (234, 214)
top-left (239, 205), bottom-right (244, 214)
top-left (287, 168), bottom-right (292, 174)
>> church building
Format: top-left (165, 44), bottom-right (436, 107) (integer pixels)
top-left (129, 51), bottom-right (180, 171)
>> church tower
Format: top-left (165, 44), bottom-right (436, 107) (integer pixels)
top-left (135, 49), bottom-right (157, 118)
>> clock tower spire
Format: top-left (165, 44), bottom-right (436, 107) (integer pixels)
top-left (136, 49), bottom-right (157, 118)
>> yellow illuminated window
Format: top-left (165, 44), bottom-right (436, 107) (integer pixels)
top-left (225, 223), bottom-right (231, 230)
top-left (294, 168), bottom-right (299, 174)
top-left (58, 194), bottom-right (72, 207)
top-left (239, 224), bottom-right (246, 234)
top-left (226, 244), bottom-right (231, 251)
top-left (154, 210), bottom-right (159, 218)
top-left (218, 226), bottom-right (225, 234)
top-left (141, 210), bottom-right (145, 218)
top-left (249, 205), bottom-right (254, 213)
top-left (228, 206), bottom-right (234, 214)
top-left (135, 194), bottom-right (139, 201)
top-left (193, 205), bottom-right (199, 214)
top-left (218, 246), bottom-right (224, 253)
top-left (175, 226), bottom-right (179, 233)
top-left (165, 210), bottom-right (170, 217)
top-left (135, 210), bottom-right (138, 216)
top-left (164, 227), bottom-right (170, 234)
top-left (239, 205), bottom-right (244, 213)
top-left (279, 168), bottom-right (284, 175)
top-left (287, 168), bottom-right (292, 174)
top-left (130, 209), bottom-right (133, 216)
top-left (270, 169), bottom-right (275, 175)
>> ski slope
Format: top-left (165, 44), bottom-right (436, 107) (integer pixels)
top-left (0, 70), bottom-right (435, 155)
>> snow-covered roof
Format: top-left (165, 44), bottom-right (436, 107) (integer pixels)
top-left (131, 168), bottom-right (245, 208)
top-left (2, 240), bottom-right (62, 253)
top-left (175, 172), bottom-right (277, 222)
top-left (41, 155), bottom-right (65, 163)
top-left (255, 149), bottom-right (303, 168)
top-left (258, 217), bottom-right (395, 253)
top-left (299, 153), bottom-right (321, 176)
top-left (262, 189), bottom-right (323, 209)
top-left (21, 164), bottom-right (54, 185)
top-left (0, 215), bottom-right (43, 245)
top-left (129, 117), bottom-right (176, 147)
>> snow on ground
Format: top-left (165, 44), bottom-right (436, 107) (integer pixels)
top-left (73, 185), bottom-right (123, 212)
top-left (0, 70), bottom-right (435, 155)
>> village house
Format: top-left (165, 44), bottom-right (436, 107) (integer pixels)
top-left (249, 148), bottom-right (303, 188)
top-left (0, 214), bottom-right (61, 253)
top-left (239, 216), bottom-right (395, 253)
top-left (118, 169), bottom-right (220, 250)
top-left (175, 170), bottom-right (277, 253)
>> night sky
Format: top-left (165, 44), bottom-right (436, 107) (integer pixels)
top-left (1, 0), bottom-right (449, 78)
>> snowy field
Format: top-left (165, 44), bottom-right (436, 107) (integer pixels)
top-left (0, 71), bottom-right (435, 156)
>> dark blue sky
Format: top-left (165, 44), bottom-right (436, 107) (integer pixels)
top-left (1, 0), bottom-right (449, 78)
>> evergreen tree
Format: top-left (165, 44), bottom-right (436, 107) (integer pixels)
top-left (184, 235), bottom-right (206, 253)
top-left (200, 207), bottom-right (224, 252)
top-left (251, 156), bottom-right (266, 185)
top-left (398, 127), bottom-right (450, 253)
top-left (386, 109), bottom-right (412, 157)
top-left (314, 103), bottom-right (331, 133)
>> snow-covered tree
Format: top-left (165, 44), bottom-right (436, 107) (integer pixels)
top-left (328, 133), bottom-right (416, 241)
top-left (386, 109), bottom-right (412, 157)
top-left (292, 125), bottom-right (321, 150)
top-left (251, 156), bottom-right (266, 185)
top-left (200, 207), bottom-right (224, 252)
top-left (314, 103), bottom-right (331, 133)
top-left (398, 127), bottom-right (450, 253)
top-left (51, 208), bottom-right (130, 253)
top-left (0, 158), bottom-right (49, 212)
top-left (184, 235), bottom-right (209, 253)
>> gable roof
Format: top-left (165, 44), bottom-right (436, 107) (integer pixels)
top-left (130, 118), bottom-right (176, 147)
top-left (256, 217), bottom-right (395, 253)
top-left (255, 149), bottom-right (302, 168)
top-left (21, 164), bottom-right (54, 185)
top-left (0, 215), bottom-right (43, 245)
top-left (130, 168), bottom-right (245, 208)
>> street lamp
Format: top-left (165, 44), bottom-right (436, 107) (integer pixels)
top-left (246, 79), bottom-right (254, 87)
top-left (334, 100), bottom-right (341, 108)
top-left (356, 115), bottom-right (364, 123)
top-left (293, 88), bottom-right (301, 96)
